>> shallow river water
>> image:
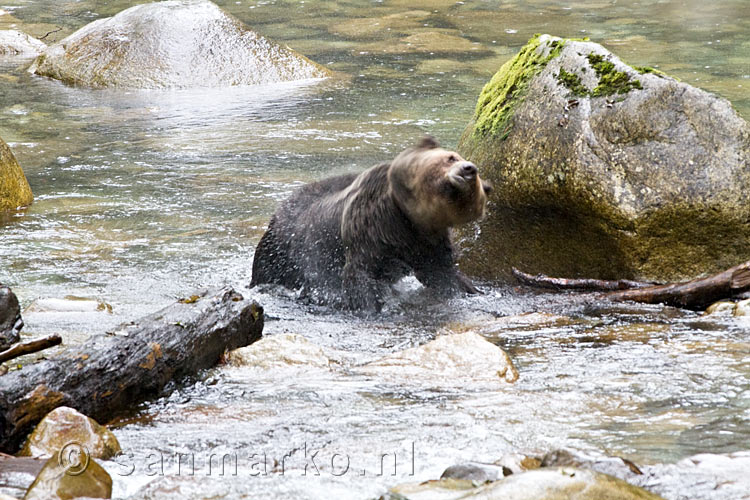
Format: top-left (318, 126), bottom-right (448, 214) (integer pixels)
top-left (1, 0), bottom-right (750, 499)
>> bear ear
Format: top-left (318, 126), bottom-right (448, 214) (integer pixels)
top-left (415, 135), bottom-right (440, 150)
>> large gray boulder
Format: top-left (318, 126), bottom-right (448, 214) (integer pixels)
top-left (457, 35), bottom-right (750, 282)
top-left (29, 0), bottom-right (330, 89)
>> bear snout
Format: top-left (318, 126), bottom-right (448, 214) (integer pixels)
top-left (459, 162), bottom-right (477, 179)
top-left (448, 161), bottom-right (479, 187)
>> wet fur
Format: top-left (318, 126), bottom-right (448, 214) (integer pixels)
top-left (250, 137), bottom-right (490, 311)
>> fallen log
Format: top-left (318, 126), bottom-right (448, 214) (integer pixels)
top-left (513, 261), bottom-right (750, 311)
top-left (605, 260), bottom-right (750, 310)
top-left (0, 287), bottom-right (263, 453)
top-left (0, 335), bottom-right (62, 364)
top-left (511, 268), bottom-right (653, 291)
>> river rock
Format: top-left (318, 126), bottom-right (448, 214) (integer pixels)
top-left (29, 0), bottom-right (330, 89)
top-left (704, 300), bottom-right (737, 316)
top-left (459, 467), bottom-right (664, 499)
top-left (0, 137), bottom-right (33, 211)
top-left (0, 284), bottom-right (22, 351)
top-left (457, 34), bottom-right (750, 283)
top-left (359, 331), bottom-right (518, 384)
top-left (634, 451), bottom-right (750, 500)
top-left (442, 463), bottom-right (503, 483)
top-left (23, 455), bottom-right (112, 500)
top-left (0, 30), bottom-right (46, 56)
top-left (19, 406), bottom-right (121, 460)
top-left (540, 449), bottom-right (642, 482)
top-left (226, 333), bottom-right (331, 369)
top-left (24, 296), bottom-right (113, 314)
top-left (387, 467), bottom-right (662, 500)
top-left (734, 298), bottom-right (750, 316)
top-left (387, 478), bottom-right (478, 500)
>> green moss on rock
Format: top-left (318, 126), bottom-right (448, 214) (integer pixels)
top-left (557, 68), bottom-right (589, 96)
top-left (473, 35), bottom-right (564, 139)
top-left (588, 53), bottom-right (642, 96)
top-left (634, 66), bottom-right (665, 77)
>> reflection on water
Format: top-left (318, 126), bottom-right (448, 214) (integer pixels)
top-left (1, 0), bottom-right (749, 498)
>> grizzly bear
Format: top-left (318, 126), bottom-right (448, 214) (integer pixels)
top-left (250, 137), bottom-right (492, 311)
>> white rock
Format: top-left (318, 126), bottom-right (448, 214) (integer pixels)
top-left (359, 331), bottom-right (518, 384)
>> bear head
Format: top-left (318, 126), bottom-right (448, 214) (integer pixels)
top-left (388, 136), bottom-right (492, 233)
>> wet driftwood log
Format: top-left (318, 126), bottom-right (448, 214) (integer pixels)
top-left (514, 261), bottom-right (750, 310)
top-left (0, 335), bottom-right (62, 364)
top-left (0, 287), bottom-right (263, 453)
top-left (512, 268), bottom-right (653, 291)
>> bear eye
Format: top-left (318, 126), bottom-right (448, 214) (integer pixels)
top-left (448, 155), bottom-right (458, 163)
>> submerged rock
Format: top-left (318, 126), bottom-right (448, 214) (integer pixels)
top-left (226, 333), bottom-right (332, 369)
top-left (0, 136), bottom-right (33, 211)
top-left (703, 298), bottom-right (750, 317)
top-left (24, 296), bottom-right (113, 314)
top-left (540, 449), bottom-right (643, 482)
top-left (29, 0), bottom-right (330, 89)
top-left (387, 467), bottom-right (662, 500)
top-left (0, 284), bottom-right (22, 351)
top-left (457, 34), bottom-right (750, 283)
top-left (459, 467), bottom-right (663, 499)
top-left (441, 463), bottom-right (503, 483)
top-left (359, 331), bottom-right (518, 384)
top-left (704, 301), bottom-right (737, 316)
top-left (388, 478), bottom-right (478, 500)
top-left (23, 455), bottom-right (112, 500)
top-left (0, 30), bottom-right (46, 56)
top-left (734, 298), bottom-right (750, 316)
top-left (19, 406), bottom-right (121, 460)
top-left (634, 451), bottom-right (750, 500)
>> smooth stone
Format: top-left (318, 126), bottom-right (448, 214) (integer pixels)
top-left (733, 298), bottom-right (750, 316)
top-left (0, 30), bottom-right (46, 56)
top-left (29, 0), bottom-right (330, 89)
top-left (460, 467), bottom-right (664, 499)
top-left (24, 296), bottom-right (113, 314)
top-left (442, 463), bottom-right (503, 483)
top-left (359, 331), bottom-right (519, 384)
top-left (23, 455), bottom-right (112, 500)
top-left (226, 333), bottom-right (331, 369)
top-left (704, 301), bottom-right (737, 316)
top-left (19, 406), bottom-right (121, 460)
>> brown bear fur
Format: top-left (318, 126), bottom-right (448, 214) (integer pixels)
top-left (250, 137), bottom-right (491, 311)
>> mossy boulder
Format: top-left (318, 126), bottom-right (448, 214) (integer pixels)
top-left (0, 30), bottom-right (46, 56)
top-left (29, 0), bottom-right (331, 89)
top-left (0, 137), bottom-right (33, 212)
top-left (457, 34), bottom-right (750, 282)
top-left (19, 406), bottom-right (121, 460)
